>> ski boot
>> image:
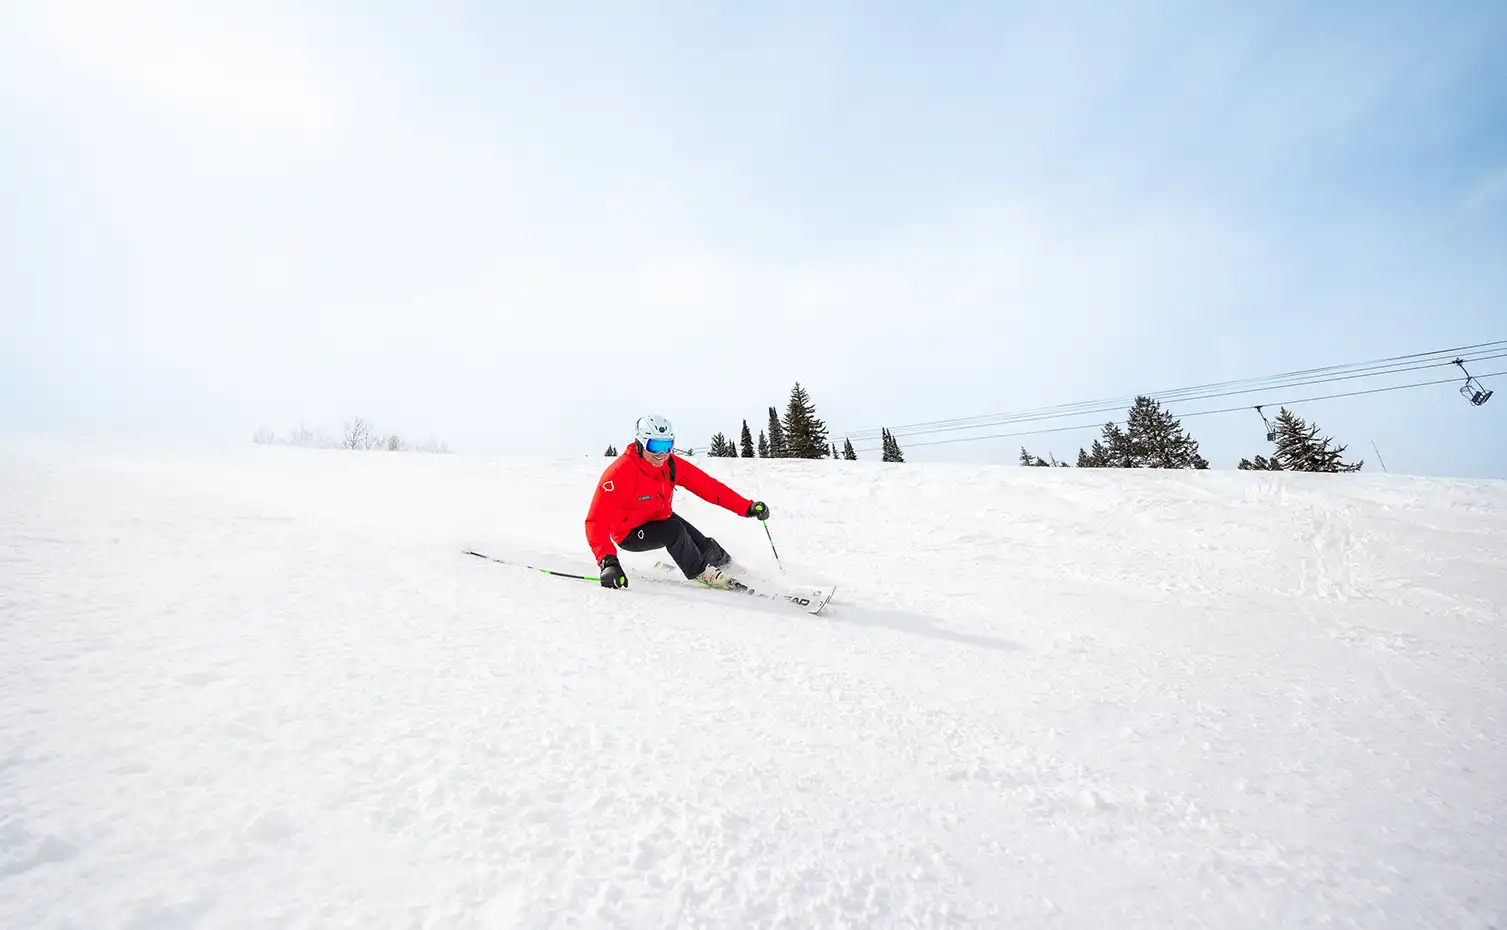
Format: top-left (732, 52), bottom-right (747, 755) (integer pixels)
top-left (695, 564), bottom-right (735, 589)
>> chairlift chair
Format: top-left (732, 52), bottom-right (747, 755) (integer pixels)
top-left (1460, 382), bottom-right (1493, 406)
top-left (1254, 406), bottom-right (1276, 442)
top-left (1453, 359), bottom-right (1494, 406)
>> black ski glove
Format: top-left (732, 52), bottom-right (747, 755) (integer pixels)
top-left (599, 554), bottom-right (627, 589)
top-left (746, 501), bottom-right (770, 520)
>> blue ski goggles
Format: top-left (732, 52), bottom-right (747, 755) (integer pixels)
top-left (643, 437), bottom-right (674, 454)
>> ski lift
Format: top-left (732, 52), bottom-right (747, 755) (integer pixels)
top-left (1254, 406), bottom-right (1276, 442)
top-left (1454, 359), bottom-right (1493, 406)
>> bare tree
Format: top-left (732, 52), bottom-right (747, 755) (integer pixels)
top-left (252, 427), bottom-right (276, 445)
top-left (342, 416), bottom-right (376, 450)
top-left (257, 417), bottom-right (449, 453)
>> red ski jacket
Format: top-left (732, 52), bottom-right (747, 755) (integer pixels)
top-left (585, 445), bottom-right (753, 564)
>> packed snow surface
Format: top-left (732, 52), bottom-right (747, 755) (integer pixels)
top-left (2, 439), bottom-right (1505, 928)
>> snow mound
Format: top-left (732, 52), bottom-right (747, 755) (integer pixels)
top-left (2, 439), bottom-right (1504, 928)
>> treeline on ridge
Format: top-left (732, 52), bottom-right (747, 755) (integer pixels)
top-left (606, 389), bottom-right (1364, 473)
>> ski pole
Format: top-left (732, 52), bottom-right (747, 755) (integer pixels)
top-left (464, 550), bottom-right (599, 583)
top-left (762, 522), bottom-right (785, 574)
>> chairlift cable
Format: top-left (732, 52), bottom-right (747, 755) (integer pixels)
top-left (840, 339), bottom-right (1507, 441)
top-left (846, 349), bottom-right (1507, 445)
top-left (848, 368), bottom-right (1504, 453)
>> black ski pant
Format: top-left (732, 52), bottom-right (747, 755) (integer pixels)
top-left (618, 513), bottom-right (730, 579)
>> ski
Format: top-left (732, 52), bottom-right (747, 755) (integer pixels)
top-left (650, 561), bottom-right (835, 615)
top-left (463, 549), bottom-right (834, 616)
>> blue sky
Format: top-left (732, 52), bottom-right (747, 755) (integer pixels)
top-left (2, 0), bottom-right (1504, 475)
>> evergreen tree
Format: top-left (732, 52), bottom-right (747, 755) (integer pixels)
top-left (842, 438), bottom-right (857, 460)
top-left (1076, 440), bottom-right (1110, 468)
top-left (881, 428), bottom-right (906, 463)
top-left (708, 432), bottom-right (738, 457)
top-left (766, 407), bottom-right (786, 458)
top-left (1238, 454), bottom-right (1283, 471)
top-left (831, 442), bottom-right (839, 459)
top-left (780, 382), bottom-right (830, 458)
top-left (739, 420), bottom-right (755, 458)
top-left (1096, 423), bottom-right (1136, 467)
top-left (1269, 408), bottom-right (1362, 472)
top-left (604, 444), bottom-right (618, 457)
top-left (1077, 397), bottom-right (1206, 468)
top-left (757, 429), bottom-right (769, 458)
top-left (1125, 396), bottom-right (1208, 468)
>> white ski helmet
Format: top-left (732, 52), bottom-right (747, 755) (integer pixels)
top-left (634, 414), bottom-right (675, 454)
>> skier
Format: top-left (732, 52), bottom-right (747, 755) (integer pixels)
top-left (587, 414), bottom-right (770, 590)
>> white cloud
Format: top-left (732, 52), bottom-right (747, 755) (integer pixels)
top-left (16, 0), bottom-right (348, 144)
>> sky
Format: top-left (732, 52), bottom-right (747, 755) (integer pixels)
top-left (2, 0), bottom-right (1505, 476)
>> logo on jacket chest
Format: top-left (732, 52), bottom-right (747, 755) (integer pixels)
top-left (637, 494), bottom-right (653, 501)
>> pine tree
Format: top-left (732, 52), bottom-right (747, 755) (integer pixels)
top-left (830, 442), bottom-right (839, 459)
top-left (708, 432), bottom-right (738, 457)
top-left (1076, 440), bottom-right (1109, 468)
top-left (1124, 396), bottom-right (1208, 468)
top-left (881, 428), bottom-right (906, 463)
top-left (1077, 397), bottom-right (1206, 468)
top-left (1238, 454), bottom-right (1283, 471)
top-left (739, 420), bottom-right (755, 458)
top-left (781, 382), bottom-right (830, 458)
top-left (1269, 408), bottom-right (1362, 472)
top-left (842, 438), bottom-right (857, 460)
top-left (765, 407), bottom-right (786, 458)
top-left (1098, 423), bottom-right (1136, 467)
top-left (604, 444), bottom-right (618, 457)
top-left (757, 430), bottom-right (769, 458)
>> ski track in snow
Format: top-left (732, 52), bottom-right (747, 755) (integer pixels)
top-left (2, 439), bottom-right (1505, 929)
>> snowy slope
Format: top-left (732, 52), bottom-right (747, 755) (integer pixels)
top-left (2, 438), bottom-right (1505, 929)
